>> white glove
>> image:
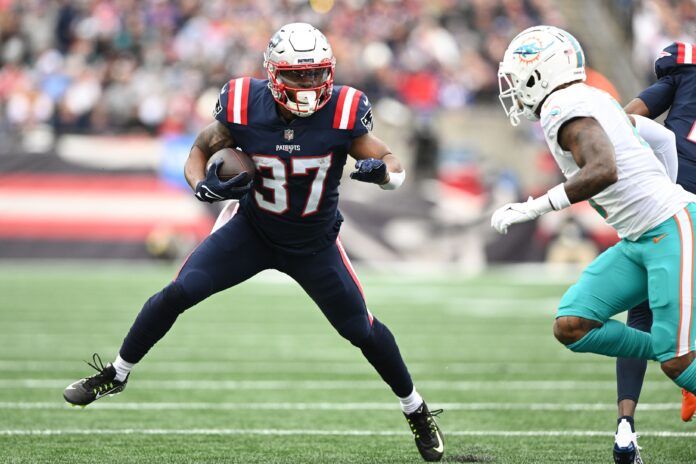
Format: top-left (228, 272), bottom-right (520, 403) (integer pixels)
top-left (491, 196), bottom-right (551, 234)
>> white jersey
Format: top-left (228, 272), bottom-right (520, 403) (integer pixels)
top-left (540, 83), bottom-right (694, 241)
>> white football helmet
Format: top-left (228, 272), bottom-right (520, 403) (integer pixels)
top-left (498, 25), bottom-right (586, 126)
top-left (264, 23), bottom-right (335, 117)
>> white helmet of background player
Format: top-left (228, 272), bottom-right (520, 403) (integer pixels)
top-left (264, 23), bottom-right (336, 117)
top-left (498, 25), bottom-right (586, 126)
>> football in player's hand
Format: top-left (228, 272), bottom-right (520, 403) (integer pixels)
top-left (206, 148), bottom-right (255, 181)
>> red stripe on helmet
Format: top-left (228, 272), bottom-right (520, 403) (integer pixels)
top-left (333, 86), bottom-right (349, 129)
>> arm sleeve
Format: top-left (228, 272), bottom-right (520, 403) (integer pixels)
top-left (633, 114), bottom-right (678, 182)
top-left (351, 93), bottom-right (374, 139)
top-left (636, 76), bottom-right (677, 119)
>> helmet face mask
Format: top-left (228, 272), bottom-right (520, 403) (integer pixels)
top-left (264, 23), bottom-right (336, 117)
top-left (498, 25), bottom-right (586, 126)
top-left (498, 68), bottom-right (526, 127)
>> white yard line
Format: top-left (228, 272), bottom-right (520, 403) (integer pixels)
top-left (0, 401), bottom-right (681, 411)
top-left (0, 379), bottom-right (676, 390)
top-left (1, 428), bottom-right (694, 438)
top-left (0, 360), bottom-right (624, 374)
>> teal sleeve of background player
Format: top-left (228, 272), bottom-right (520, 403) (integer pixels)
top-left (675, 361), bottom-right (696, 394)
top-left (566, 320), bottom-right (657, 361)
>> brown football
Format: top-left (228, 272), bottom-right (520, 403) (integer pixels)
top-left (206, 148), bottom-right (255, 181)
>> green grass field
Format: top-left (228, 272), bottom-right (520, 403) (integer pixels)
top-left (1, 262), bottom-right (695, 463)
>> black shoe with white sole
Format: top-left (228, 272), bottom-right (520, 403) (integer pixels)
top-left (404, 402), bottom-right (444, 462)
top-left (63, 353), bottom-right (128, 407)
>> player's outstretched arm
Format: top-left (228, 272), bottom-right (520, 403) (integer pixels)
top-left (348, 133), bottom-right (405, 190)
top-left (184, 121), bottom-right (236, 190)
top-left (491, 117), bottom-right (617, 235)
top-left (559, 117), bottom-right (618, 203)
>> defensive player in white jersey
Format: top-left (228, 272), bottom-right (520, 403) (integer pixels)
top-left (493, 25), bottom-right (696, 462)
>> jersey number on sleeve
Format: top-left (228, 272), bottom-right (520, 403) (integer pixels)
top-left (252, 154), bottom-right (332, 216)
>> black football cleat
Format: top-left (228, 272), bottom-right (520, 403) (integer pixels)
top-left (63, 353), bottom-right (128, 407)
top-left (404, 402), bottom-right (444, 462)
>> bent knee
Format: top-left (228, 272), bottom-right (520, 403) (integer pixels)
top-left (335, 314), bottom-right (373, 346)
top-left (553, 316), bottom-right (600, 346)
top-left (661, 352), bottom-right (696, 380)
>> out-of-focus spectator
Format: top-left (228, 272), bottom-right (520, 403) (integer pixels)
top-left (0, 0), bottom-right (564, 142)
top-left (632, 0), bottom-right (696, 80)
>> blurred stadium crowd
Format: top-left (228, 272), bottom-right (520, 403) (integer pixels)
top-left (626, 0), bottom-right (696, 80)
top-left (0, 0), bottom-right (563, 138)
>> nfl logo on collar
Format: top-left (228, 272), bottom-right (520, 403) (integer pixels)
top-left (284, 129), bottom-right (294, 141)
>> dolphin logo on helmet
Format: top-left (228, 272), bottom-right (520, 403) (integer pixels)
top-left (498, 26), bottom-right (586, 126)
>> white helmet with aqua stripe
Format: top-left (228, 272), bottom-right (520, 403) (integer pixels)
top-left (498, 25), bottom-right (586, 126)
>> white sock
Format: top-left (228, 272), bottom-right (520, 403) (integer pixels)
top-left (399, 388), bottom-right (424, 414)
top-left (112, 355), bottom-right (134, 382)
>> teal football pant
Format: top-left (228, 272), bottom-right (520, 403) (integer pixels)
top-left (557, 204), bottom-right (696, 363)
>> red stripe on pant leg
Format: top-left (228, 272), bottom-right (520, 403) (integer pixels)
top-left (174, 250), bottom-right (193, 281)
top-left (346, 90), bottom-right (362, 130)
top-left (173, 234), bottom-right (211, 280)
top-left (333, 87), bottom-right (349, 129)
top-left (226, 78), bottom-right (237, 123)
top-left (336, 237), bottom-right (365, 300)
top-left (240, 78), bottom-right (251, 125)
top-left (678, 42), bottom-right (686, 64)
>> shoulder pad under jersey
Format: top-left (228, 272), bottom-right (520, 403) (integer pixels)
top-left (655, 42), bottom-right (696, 78)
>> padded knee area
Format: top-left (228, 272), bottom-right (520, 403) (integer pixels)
top-left (335, 313), bottom-right (372, 347)
top-left (158, 280), bottom-right (195, 315)
top-left (174, 269), bottom-right (215, 307)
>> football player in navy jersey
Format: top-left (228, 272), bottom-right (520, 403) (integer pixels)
top-left (62, 23), bottom-right (444, 462)
top-left (610, 41), bottom-right (696, 463)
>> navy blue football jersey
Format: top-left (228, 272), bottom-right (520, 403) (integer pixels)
top-left (638, 42), bottom-right (696, 192)
top-left (214, 77), bottom-right (373, 254)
